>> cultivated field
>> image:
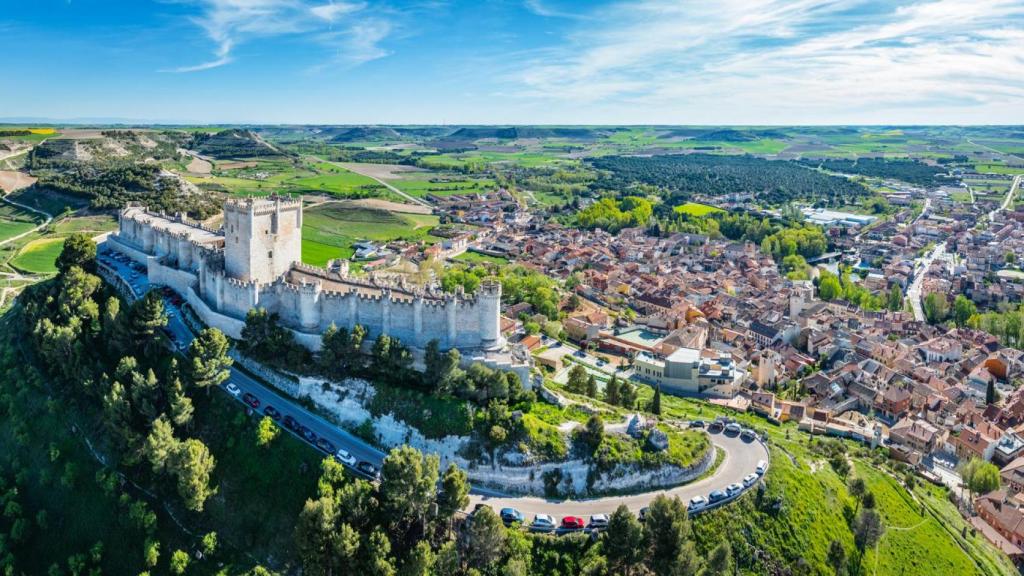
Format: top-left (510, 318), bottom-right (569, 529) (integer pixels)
top-left (301, 202), bottom-right (439, 266)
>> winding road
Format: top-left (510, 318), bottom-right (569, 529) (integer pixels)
top-left (96, 243), bottom-right (769, 521)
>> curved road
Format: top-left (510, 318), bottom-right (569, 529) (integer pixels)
top-left (96, 243), bottom-right (768, 519)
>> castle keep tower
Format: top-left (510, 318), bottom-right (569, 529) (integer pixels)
top-left (223, 196), bottom-right (302, 283)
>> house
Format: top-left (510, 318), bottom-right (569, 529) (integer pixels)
top-left (1002, 457), bottom-right (1024, 494)
top-left (888, 417), bottom-right (943, 454)
top-left (879, 387), bottom-right (912, 420)
top-left (975, 491), bottom-right (1024, 560)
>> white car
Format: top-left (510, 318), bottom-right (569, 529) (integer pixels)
top-left (335, 449), bottom-right (357, 466)
top-left (225, 383), bottom-right (241, 396)
top-left (743, 473), bottom-right (759, 488)
top-left (756, 460), bottom-right (768, 475)
top-left (588, 514), bottom-right (609, 530)
top-left (688, 495), bottom-right (708, 512)
top-left (530, 514), bottom-right (555, 532)
top-left (726, 482), bottom-right (744, 496)
top-left (725, 423), bottom-right (742, 435)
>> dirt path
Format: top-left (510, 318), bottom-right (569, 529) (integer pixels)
top-left (310, 156), bottom-right (433, 209)
top-left (0, 171), bottom-right (37, 193)
top-left (303, 195), bottom-right (434, 215)
top-left (0, 190), bottom-right (54, 248)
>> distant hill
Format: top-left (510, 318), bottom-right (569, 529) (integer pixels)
top-left (660, 128), bottom-right (789, 141)
top-left (444, 126), bottom-right (612, 141)
top-left (331, 126), bottom-right (402, 142)
top-left (190, 129), bottom-right (285, 159)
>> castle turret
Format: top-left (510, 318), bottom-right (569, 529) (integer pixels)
top-left (479, 279), bottom-right (502, 350)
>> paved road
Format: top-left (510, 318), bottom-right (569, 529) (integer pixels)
top-left (310, 156), bottom-right (433, 209)
top-left (96, 242), bottom-right (769, 517)
top-left (988, 174), bottom-right (1022, 223)
top-left (906, 242), bottom-right (945, 322)
top-left (469, 430), bottom-right (768, 518)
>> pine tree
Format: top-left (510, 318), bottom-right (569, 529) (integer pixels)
top-left (187, 328), bottom-right (233, 395)
top-left (605, 374), bottom-right (621, 406)
top-left (586, 374), bottom-right (598, 398)
top-left (652, 384), bottom-right (662, 415)
top-left (987, 379), bottom-right (999, 405)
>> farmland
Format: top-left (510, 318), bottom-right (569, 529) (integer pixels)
top-left (10, 237), bottom-right (65, 274)
top-left (0, 203), bottom-right (46, 243)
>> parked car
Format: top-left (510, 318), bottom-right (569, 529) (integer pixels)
top-left (315, 437), bottom-right (336, 454)
top-left (530, 514), bottom-right (556, 532)
top-left (743, 473), bottom-right (759, 488)
top-left (726, 482), bottom-right (743, 496)
top-left (560, 516), bottom-right (585, 531)
top-left (356, 461), bottom-right (380, 480)
top-left (225, 383), bottom-right (241, 397)
top-left (500, 508), bottom-right (524, 525)
top-left (756, 460), bottom-right (768, 475)
top-left (708, 489), bottom-right (728, 503)
top-left (335, 449), bottom-right (356, 466)
top-left (689, 420), bottom-right (705, 428)
top-left (587, 514), bottom-right (609, 530)
top-left (638, 507), bottom-right (649, 522)
top-left (708, 421), bottom-right (725, 433)
top-left (740, 428), bottom-right (756, 441)
top-left (724, 423), bottom-right (742, 435)
top-left (299, 425), bottom-right (316, 443)
top-left (283, 415), bottom-right (299, 431)
top-left (242, 392), bottom-right (260, 408)
top-left (688, 495), bottom-right (708, 512)
top-left (263, 405), bottom-right (281, 420)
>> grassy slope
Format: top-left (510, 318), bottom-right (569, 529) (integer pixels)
top-left (301, 203), bottom-right (439, 267)
top-left (10, 237), bottom-right (64, 273)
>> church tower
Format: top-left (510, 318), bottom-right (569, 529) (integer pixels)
top-left (223, 196), bottom-right (302, 283)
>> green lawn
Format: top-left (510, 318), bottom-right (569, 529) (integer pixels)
top-left (975, 163), bottom-right (1024, 175)
top-left (10, 236), bottom-right (64, 273)
top-left (301, 203), bottom-right (439, 267)
top-left (391, 177), bottom-right (493, 198)
top-left (0, 203), bottom-right (45, 243)
top-left (453, 251), bottom-right (509, 265)
top-left (673, 202), bottom-right (725, 217)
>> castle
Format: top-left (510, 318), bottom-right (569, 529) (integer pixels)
top-left (105, 197), bottom-right (506, 356)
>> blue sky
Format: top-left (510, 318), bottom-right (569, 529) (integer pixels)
top-left (2, 0), bottom-right (1023, 124)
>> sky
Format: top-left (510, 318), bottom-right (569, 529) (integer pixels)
top-left (2, 0), bottom-right (1023, 125)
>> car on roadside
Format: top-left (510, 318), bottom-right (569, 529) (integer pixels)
top-left (283, 415), bottom-right (299, 431)
top-left (299, 425), bottom-right (316, 443)
top-left (225, 383), bottom-right (241, 397)
top-left (743, 473), bottom-right (759, 488)
top-left (530, 514), bottom-right (555, 532)
top-left (560, 516), bottom-right (585, 531)
top-left (356, 461), bottom-right (380, 480)
top-left (638, 507), bottom-right (649, 522)
top-left (726, 482), bottom-right (743, 497)
top-left (263, 405), bottom-right (281, 420)
top-left (500, 508), bottom-right (524, 525)
top-left (724, 423), bottom-right (742, 435)
top-left (740, 428), bottom-right (756, 441)
top-left (707, 421), bottom-right (724, 433)
top-left (335, 449), bottom-right (356, 466)
top-left (587, 514), bottom-right (609, 530)
top-left (756, 460), bottom-right (768, 475)
top-left (242, 393), bottom-right (260, 409)
top-left (315, 437), bottom-right (336, 454)
top-left (688, 495), bottom-right (708, 512)
top-left (689, 420), bottom-right (705, 428)
top-left (708, 489), bottom-right (728, 504)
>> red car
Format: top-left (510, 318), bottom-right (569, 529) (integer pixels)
top-left (560, 516), bottom-right (585, 530)
top-left (242, 392), bottom-right (260, 409)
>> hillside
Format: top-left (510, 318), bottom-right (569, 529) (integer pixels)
top-left (189, 129), bottom-right (286, 160)
top-left (330, 126), bottom-right (402, 142)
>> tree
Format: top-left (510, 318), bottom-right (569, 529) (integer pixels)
top-left (379, 446), bottom-right (440, 531)
top-left (201, 531), bottom-right (218, 556)
top-left (619, 380), bottom-right (638, 409)
top-left (169, 549), bottom-right (189, 575)
top-left (1006, 251), bottom-right (1016, 266)
top-left (818, 272), bottom-right (842, 301)
top-left (127, 291), bottom-right (168, 358)
top-left (399, 541), bottom-right (434, 576)
top-left (187, 328), bottom-right (233, 395)
top-left (987, 379), bottom-right (999, 406)
top-left (320, 324), bottom-right (351, 380)
top-left (605, 374), bottom-right (621, 406)
top-left (364, 529), bottom-right (396, 576)
top-left (166, 375), bottom-right (194, 429)
top-left (459, 506), bottom-right (506, 570)
top-left (436, 463), bottom-right (470, 527)
top-left (423, 339), bottom-right (443, 390)
top-left (961, 458), bottom-right (1000, 498)
top-left (585, 374), bottom-right (598, 398)
top-left (853, 508), bottom-right (884, 550)
top-left (953, 294), bottom-right (977, 328)
top-left (604, 504), bottom-right (645, 575)
top-left (295, 496), bottom-right (356, 576)
top-left (643, 495), bottom-right (701, 576)
top-left (848, 477), bottom-right (866, 514)
top-left (923, 293), bottom-right (949, 325)
top-left (581, 415), bottom-right (605, 451)
top-left (171, 438), bottom-right (216, 512)
top-left (699, 540), bottom-right (734, 576)
top-left (56, 233), bottom-right (96, 274)
top-left (566, 364), bottom-right (588, 394)
top-left (256, 416), bottom-right (280, 447)
top-left (827, 540), bottom-right (846, 575)
top-left (145, 415), bottom-right (179, 474)
top-left (887, 284), bottom-right (904, 311)
top-left (651, 384), bottom-right (662, 415)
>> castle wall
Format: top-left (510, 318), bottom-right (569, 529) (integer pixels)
top-left (224, 198), bottom-right (302, 283)
top-left (148, 259), bottom-right (198, 296)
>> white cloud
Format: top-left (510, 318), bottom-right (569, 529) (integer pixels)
top-left (172, 0), bottom-right (388, 72)
top-left (508, 0), bottom-right (1024, 122)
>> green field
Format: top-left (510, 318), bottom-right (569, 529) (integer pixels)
top-left (11, 237), bottom-right (65, 273)
top-left (391, 177), bottom-right (494, 198)
top-left (673, 201), bottom-right (725, 217)
top-left (0, 203), bottom-right (43, 243)
top-left (975, 163), bottom-right (1024, 175)
top-left (301, 202), bottom-right (439, 266)
top-left (453, 251), bottom-right (509, 265)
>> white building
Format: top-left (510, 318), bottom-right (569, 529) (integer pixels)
top-left (633, 348), bottom-right (741, 397)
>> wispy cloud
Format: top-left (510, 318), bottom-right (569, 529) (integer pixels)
top-left (509, 0), bottom-right (1024, 122)
top-left (171, 0), bottom-right (391, 72)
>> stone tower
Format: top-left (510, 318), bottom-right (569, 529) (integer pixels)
top-left (478, 279), bottom-right (503, 350)
top-left (223, 196), bottom-right (302, 283)
top-left (789, 280), bottom-right (815, 319)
